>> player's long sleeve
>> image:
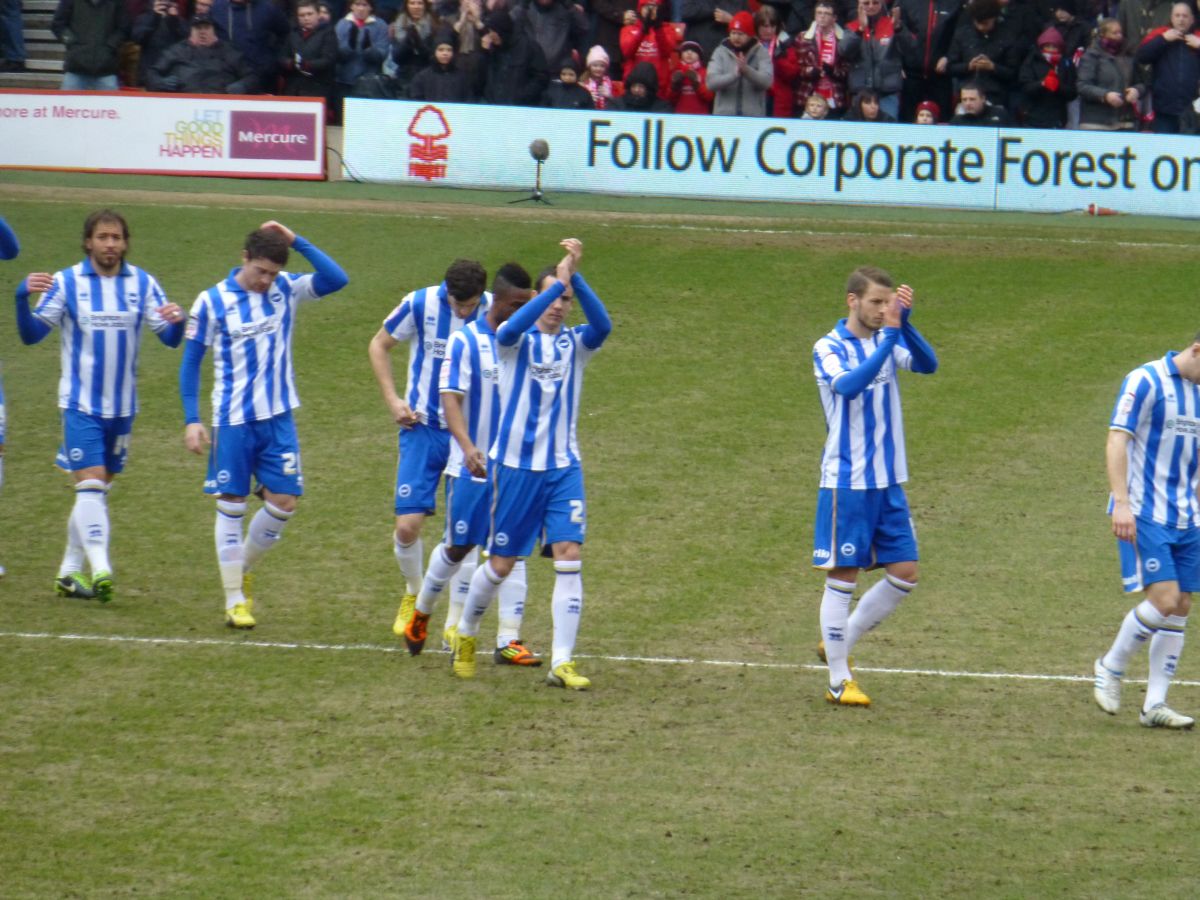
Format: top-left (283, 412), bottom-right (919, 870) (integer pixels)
top-left (293, 235), bottom-right (349, 297)
top-left (179, 338), bottom-right (208, 424)
top-left (900, 322), bottom-right (938, 374)
top-left (497, 279), bottom-right (566, 346)
top-left (158, 321), bottom-right (185, 349)
top-left (0, 217), bottom-right (18, 261)
top-left (14, 278), bottom-right (52, 345)
top-left (571, 273), bottom-right (611, 349)
top-left (831, 328), bottom-right (899, 399)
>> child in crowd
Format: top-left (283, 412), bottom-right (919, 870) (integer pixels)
top-left (914, 99), bottom-right (939, 123)
top-left (801, 93), bottom-right (830, 119)
top-left (582, 45), bottom-right (615, 110)
top-left (543, 56), bottom-right (595, 109)
top-left (668, 40), bottom-right (713, 114)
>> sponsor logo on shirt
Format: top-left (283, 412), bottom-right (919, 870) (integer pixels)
top-left (424, 338), bottom-right (449, 358)
top-left (529, 360), bottom-right (567, 383)
top-left (1165, 417), bottom-right (1200, 436)
top-left (79, 312), bottom-right (135, 329)
top-left (235, 317), bottom-right (280, 340)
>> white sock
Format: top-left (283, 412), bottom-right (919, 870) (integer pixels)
top-left (72, 479), bottom-right (111, 575)
top-left (550, 560), bottom-right (583, 669)
top-left (820, 578), bottom-right (856, 686)
top-left (243, 501), bottom-right (293, 572)
top-left (59, 502), bottom-right (87, 577)
top-left (456, 560), bottom-right (504, 638)
top-left (846, 574), bottom-right (914, 651)
top-left (416, 543), bottom-right (461, 615)
top-left (1145, 615), bottom-right (1187, 709)
top-left (444, 547), bottom-right (478, 637)
top-left (393, 533), bottom-right (423, 595)
top-left (497, 559), bottom-right (528, 647)
top-left (215, 499), bottom-right (247, 610)
top-left (1102, 600), bottom-right (1167, 674)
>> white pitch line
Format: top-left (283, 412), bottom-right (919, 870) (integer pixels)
top-left (0, 630), bottom-right (1194, 688)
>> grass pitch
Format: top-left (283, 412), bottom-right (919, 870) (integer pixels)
top-left (2, 175), bottom-right (1200, 897)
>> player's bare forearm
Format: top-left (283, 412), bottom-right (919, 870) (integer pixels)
top-left (442, 391), bottom-right (483, 474)
top-left (1107, 429), bottom-right (1136, 541)
top-left (368, 329), bottom-right (404, 408)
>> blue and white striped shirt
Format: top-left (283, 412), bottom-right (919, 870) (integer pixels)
top-left (814, 320), bottom-right (914, 489)
top-left (1110, 352), bottom-right (1200, 528)
top-left (34, 259), bottom-right (173, 418)
top-left (383, 284), bottom-right (489, 430)
top-left (185, 268), bottom-right (319, 427)
top-left (439, 318), bottom-right (501, 479)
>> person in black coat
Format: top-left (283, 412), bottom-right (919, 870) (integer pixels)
top-left (477, 7), bottom-right (548, 106)
top-left (134, 0), bottom-right (189, 85)
top-left (146, 14), bottom-right (258, 92)
top-left (610, 59), bottom-right (673, 109)
top-left (1018, 24), bottom-right (1077, 126)
top-left (409, 25), bottom-right (474, 99)
top-left (541, 55), bottom-right (595, 107)
top-left (946, 0), bottom-right (1020, 105)
top-left (280, 0), bottom-right (339, 99)
top-left (1135, 4), bottom-right (1200, 133)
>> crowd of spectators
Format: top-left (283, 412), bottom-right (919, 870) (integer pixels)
top-left (10, 0), bottom-right (1199, 131)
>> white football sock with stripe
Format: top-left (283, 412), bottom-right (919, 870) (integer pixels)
top-left (846, 574), bottom-right (914, 651)
top-left (393, 534), bottom-right (423, 595)
top-left (456, 560), bottom-right (504, 638)
top-left (243, 501), bottom-right (293, 572)
top-left (72, 479), bottom-right (111, 575)
top-left (820, 578), bottom-right (856, 686)
top-left (59, 503), bottom-right (87, 577)
top-left (551, 560), bottom-right (583, 669)
top-left (497, 559), bottom-right (528, 647)
top-left (444, 547), bottom-right (479, 636)
top-left (416, 543), bottom-right (460, 615)
top-left (215, 499), bottom-right (247, 610)
top-left (1102, 600), bottom-right (1167, 674)
top-left (1145, 615), bottom-right (1187, 709)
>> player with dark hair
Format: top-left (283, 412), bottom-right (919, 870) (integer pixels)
top-left (180, 221), bottom-right (348, 628)
top-left (1092, 333), bottom-right (1200, 729)
top-left (401, 263), bottom-right (541, 666)
top-left (15, 210), bottom-right (185, 601)
top-left (368, 258), bottom-right (490, 641)
top-left (452, 238), bottom-right (612, 689)
top-left (812, 265), bottom-right (938, 707)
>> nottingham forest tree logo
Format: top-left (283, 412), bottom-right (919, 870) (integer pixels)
top-left (407, 106), bottom-right (451, 181)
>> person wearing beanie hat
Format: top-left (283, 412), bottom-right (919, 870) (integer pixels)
top-left (668, 38), bottom-right (714, 112)
top-left (914, 98), bottom-right (940, 121)
top-left (581, 43), bottom-right (615, 108)
top-left (1050, 0), bottom-right (1091, 62)
top-left (1135, 2), bottom-right (1200, 133)
top-left (680, 0), bottom-right (751, 61)
top-left (845, 0), bottom-right (904, 121)
top-left (408, 23), bottom-right (474, 101)
top-left (619, 0), bottom-right (679, 90)
top-left (1018, 24), bottom-right (1076, 128)
top-left (611, 58), bottom-right (673, 109)
top-left (705, 5), bottom-right (774, 115)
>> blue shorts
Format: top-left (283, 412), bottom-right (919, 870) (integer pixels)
top-left (395, 423), bottom-right (450, 515)
top-left (812, 485), bottom-right (918, 570)
top-left (205, 412), bottom-right (303, 497)
top-left (489, 462), bottom-right (586, 558)
top-left (444, 472), bottom-right (490, 548)
top-left (1118, 518), bottom-right (1200, 593)
top-left (57, 409), bottom-right (135, 474)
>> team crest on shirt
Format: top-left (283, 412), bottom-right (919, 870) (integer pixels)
top-left (556, 336), bottom-right (572, 351)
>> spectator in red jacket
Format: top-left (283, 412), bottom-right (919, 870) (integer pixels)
top-left (620, 0), bottom-right (679, 92)
top-left (668, 39), bottom-right (714, 111)
top-left (756, 4), bottom-right (801, 115)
